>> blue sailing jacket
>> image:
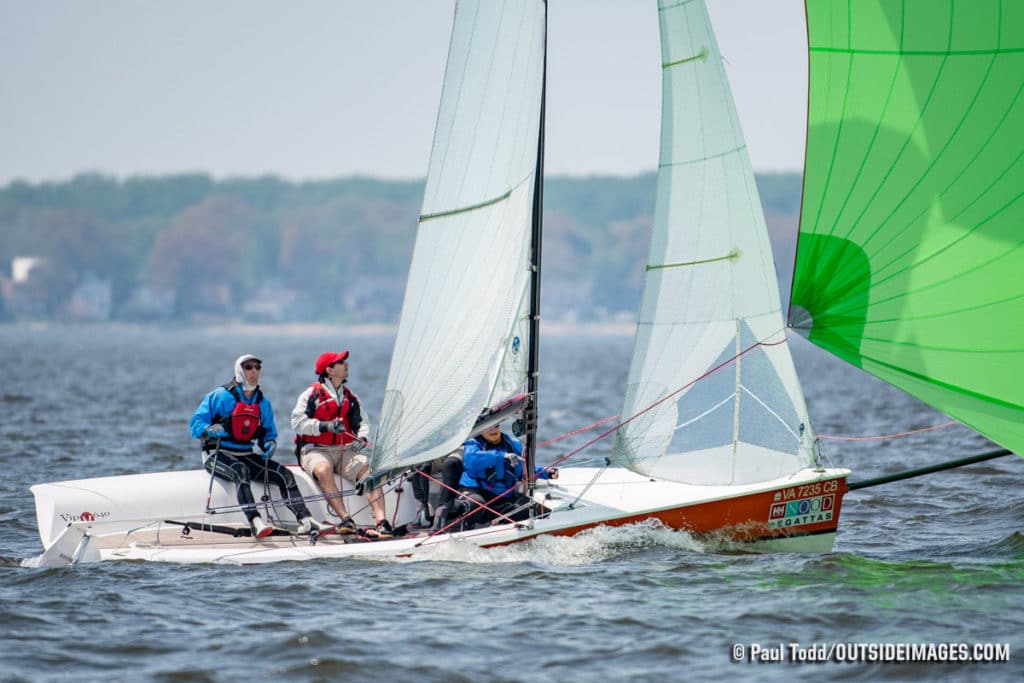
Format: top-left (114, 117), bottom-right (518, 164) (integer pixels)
top-left (190, 384), bottom-right (277, 454)
top-left (459, 432), bottom-right (551, 496)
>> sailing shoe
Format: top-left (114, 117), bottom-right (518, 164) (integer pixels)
top-left (296, 517), bottom-right (332, 535)
top-left (335, 517), bottom-right (358, 535)
top-left (372, 519), bottom-right (395, 539)
top-left (430, 505), bottom-right (448, 532)
top-left (251, 516), bottom-right (273, 539)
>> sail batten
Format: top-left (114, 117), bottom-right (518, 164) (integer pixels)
top-left (419, 185), bottom-right (517, 222)
top-left (658, 145), bottom-right (749, 168)
top-left (792, 0), bottom-right (1024, 456)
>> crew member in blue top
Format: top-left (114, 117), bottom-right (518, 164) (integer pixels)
top-left (190, 354), bottom-right (321, 539)
top-left (456, 422), bottom-right (558, 529)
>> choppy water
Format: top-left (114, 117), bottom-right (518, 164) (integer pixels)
top-left (1, 325), bottom-right (1020, 682)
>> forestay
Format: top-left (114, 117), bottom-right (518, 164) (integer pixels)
top-left (611, 0), bottom-right (816, 486)
top-left (372, 1), bottom-right (545, 474)
top-left (791, 0), bottom-right (1024, 456)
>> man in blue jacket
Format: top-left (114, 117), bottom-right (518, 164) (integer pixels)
top-left (190, 354), bottom-right (324, 538)
top-left (456, 422), bottom-right (558, 529)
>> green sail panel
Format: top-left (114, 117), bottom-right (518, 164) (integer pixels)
top-left (790, 0), bottom-right (1024, 455)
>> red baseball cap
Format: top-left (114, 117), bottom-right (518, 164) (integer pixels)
top-left (315, 350), bottom-right (350, 375)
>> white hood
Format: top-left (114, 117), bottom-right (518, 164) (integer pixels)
top-left (233, 354), bottom-right (261, 392)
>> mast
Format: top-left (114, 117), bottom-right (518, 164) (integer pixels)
top-left (524, 0), bottom-right (547, 495)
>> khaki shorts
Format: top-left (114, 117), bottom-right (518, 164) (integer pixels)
top-left (300, 444), bottom-right (368, 483)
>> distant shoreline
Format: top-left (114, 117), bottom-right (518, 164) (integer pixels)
top-left (0, 320), bottom-right (637, 336)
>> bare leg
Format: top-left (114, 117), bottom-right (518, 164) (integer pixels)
top-left (312, 460), bottom-right (349, 520)
top-left (356, 464), bottom-right (387, 523)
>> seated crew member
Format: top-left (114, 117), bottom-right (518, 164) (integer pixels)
top-left (411, 450), bottom-right (465, 531)
top-left (291, 350), bottom-right (394, 539)
top-left (456, 422), bottom-right (558, 530)
top-left (190, 354), bottom-right (325, 538)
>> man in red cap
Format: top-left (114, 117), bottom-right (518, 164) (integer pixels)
top-left (290, 350), bottom-right (393, 538)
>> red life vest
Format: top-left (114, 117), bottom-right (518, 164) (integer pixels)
top-left (225, 384), bottom-right (263, 442)
top-left (297, 383), bottom-right (355, 447)
top-left (229, 402), bottom-right (262, 442)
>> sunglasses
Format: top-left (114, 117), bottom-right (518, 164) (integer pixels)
top-left (242, 363), bottom-right (262, 371)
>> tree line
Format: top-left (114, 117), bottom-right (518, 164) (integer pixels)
top-left (0, 172), bottom-right (802, 322)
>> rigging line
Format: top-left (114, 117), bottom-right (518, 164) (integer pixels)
top-left (817, 420), bottom-right (957, 442)
top-left (412, 468), bottom-right (522, 546)
top-left (543, 336), bottom-right (789, 473)
top-left (537, 414), bottom-right (620, 448)
top-left (568, 464), bottom-right (610, 510)
top-left (647, 249), bottom-right (739, 271)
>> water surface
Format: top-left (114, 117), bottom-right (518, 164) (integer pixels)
top-left (1, 325), bottom-right (1020, 681)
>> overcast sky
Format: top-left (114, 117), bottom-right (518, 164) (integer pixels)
top-left (0, 1), bottom-right (808, 186)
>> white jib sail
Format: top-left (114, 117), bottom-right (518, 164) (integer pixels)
top-left (372, 0), bottom-right (545, 474)
top-left (611, 0), bottom-right (816, 485)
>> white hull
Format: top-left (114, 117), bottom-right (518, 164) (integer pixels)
top-left (26, 464), bottom-right (850, 566)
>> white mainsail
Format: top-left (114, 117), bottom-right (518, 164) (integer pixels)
top-left (372, 1), bottom-right (545, 474)
top-left (611, 0), bottom-right (815, 485)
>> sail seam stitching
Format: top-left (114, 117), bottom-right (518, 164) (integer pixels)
top-left (809, 47), bottom-right (1024, 56)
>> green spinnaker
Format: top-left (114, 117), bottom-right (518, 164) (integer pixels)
top-left (790, 0), bottom-right (1024, 455)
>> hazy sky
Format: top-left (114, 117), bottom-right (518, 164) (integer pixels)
top-left (0, 1), bottom-right (808, 185)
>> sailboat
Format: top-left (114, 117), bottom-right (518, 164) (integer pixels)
top-left (24, 0), bottom-right (1017, 566)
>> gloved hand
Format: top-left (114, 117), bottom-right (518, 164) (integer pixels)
top-left (349, 437), bottom-right (368, 453)
top-left (255, 440), bottom-right (276, 461)
top-left (504, 453), bottom-right (519, 472)
top-left (204, 424), bottom-right (227, 439)
top-left (319, 419), bottom-right (345, 434)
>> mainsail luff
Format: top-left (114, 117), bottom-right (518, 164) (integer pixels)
top-left (372, 1), bottom-right (546, 475)
top-left (524, 0), bottom-right (547, 491)
top-left (610, 0), bottom-right (816, 486)
top-left (791, 0), bottom-right (1024, 456)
